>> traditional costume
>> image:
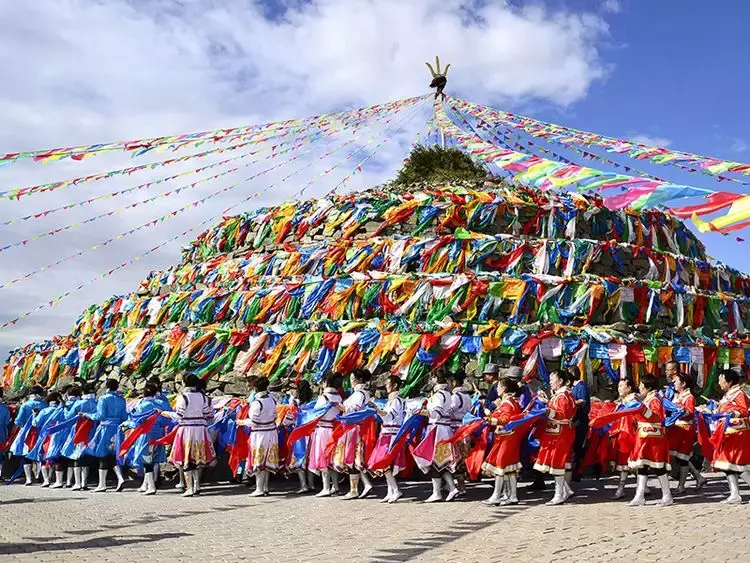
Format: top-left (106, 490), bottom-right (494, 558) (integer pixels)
top-left (534, 385), bottom-right (575, 505)
top-left (85, 390), bottom-right (128, 492)
top-left (60, 393), bottom-right (97, 490)
top-left (413, 383), bottom-right (459, 502)
top-left (9, 394), bottom-right (47, 485)
top-left (124, 396), bottom-right (171, 495)
top-left (244, 390), bottom-right (279, 496)
top-left (332, 383), bottom-right (374, 499)
top-left (712, 384), bottom-right (750, 503)
top-left (308, 387), bottom-right (342, 496)
top-left (26, 402), bottom-right (65, 487)
top-left (482, 393), bottom-right (522, 505)
top-left (166, 388), bottom-right (216, 497)
top-left (667, 388), bottom-right (704, 494)
top-left (628, 391), bottom-right (673, 506)
top-left (609, 392), bottom-right (639, 499)
top-left (368, 391), bottom-right (407, 503)
top-left (282, 397), bottom-right (312, 493)
top-left (0, 398), bottom-right (9, 479)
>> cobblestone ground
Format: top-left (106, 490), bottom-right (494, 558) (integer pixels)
top-left (0, 472), bottom-right (747, 562)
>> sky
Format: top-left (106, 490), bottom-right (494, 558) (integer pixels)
top-left (1, 0), bottom-right (749, 361)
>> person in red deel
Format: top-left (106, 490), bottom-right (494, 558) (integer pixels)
top-left (481, 376), bottom-right (524, 506)
top-left (709, 369), bottom-right (750, 503)
top-left (628, 374), bottom-right (673, 507)
top-left (667, 372), bottom-right (706, 494)
top-left (534, 370), bottom-right (577, 505)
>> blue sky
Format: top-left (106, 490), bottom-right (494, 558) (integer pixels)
top-left (0, 0), bottom-right (749, 359)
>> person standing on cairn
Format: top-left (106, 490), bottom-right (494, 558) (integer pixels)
top-left (237, 376), bottom-right (279, 497)
top-left (9, 385), bottom-right (47, 486)
top-left (413, 372), bottom-right (459, 503)
top-left (534, 370), bottom-right (577, 505)
top-left (628, 374), bottom-right (673, 507)
top-left (161, 373), bottom-right (216, 497)
top-left (83, 379), bottom-right (128, 493)
top-left (368, 376), bottom-right (407, 503)
top-left (308, 373), bottom-right (344, 497)
top-left (332, 368), bottom-right (375, 500)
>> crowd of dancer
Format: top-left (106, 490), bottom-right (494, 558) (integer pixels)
top-left (1, 359), bottom-right (749, 507)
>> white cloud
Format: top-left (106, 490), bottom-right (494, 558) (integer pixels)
top-left (630, 134), bottom-right (672, 148)
top-left (601, 0), bottom-right (622, 14)
top-left (0, 0), bottom-right (610, 359)
top-left (729, 138), bottom-right (750, 153)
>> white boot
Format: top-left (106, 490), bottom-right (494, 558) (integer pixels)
top-left (385, 471), bottom-right (402, 503)
top-left (142, 472), bottom-right (157, 496)
top-left (675, 465), bottom-right (689, 495)
top-left (316, 470), bottom-right (332, 497)
top-left (23, 463), bottom-right (33, 485)
top-left (425, 478), bottom-right (443, 503)
top-left (195, 469), bottom-right (203, 495)
top-left (296, 470), bottom-right (309, 493)
top-left (81, 466), bottom-right (90, 490)
top-left (66, 467), bottom-right (74, 488)
top-left (138, 472), bottom-right (148, 493)
top-left (93, 469), bottom-right (108, 492)
top-left (175, 466), bottom-right (186, 491)
top-left (40, 466), bottom-right (51, 487)
top-left (443, 473), bottom-right (459, 501)
top-left (739, 470), bottom-right (750, 493)
top-left (721, 474), bottom-right (742, 504)
top-left (50, 470), bottom-right (65, 489)
top-left (113, 465), bottom-right (125, 492)
top-left (482, 476), bottom-right (505, 505)
top-left (657, 474), bottom-right (674, 506)
top-left (343, 474), bottom-right (360, 500)
top-left (629, 474), bottom-right (647, 506)
top-left (689, 462), bottom-right (707, 490)
top-left (182, 471), bottom-right (195, 497)
top-left (359, 472), bottom-right (374, 499)
top-left (71, 466), bottom-right (83, 491)
top-left (501, 474), bottom-right (519, 505)
top-left (331, 471), bottom-right (341, 495)
top-left (614, 471), bottom-right (628, 499)
top-left (562, 477), bottom-right (574, 501)
top-left (546, 476), bottom-right (566, 505)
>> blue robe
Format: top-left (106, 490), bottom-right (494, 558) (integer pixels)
top-left (122, 398), bottom-right (170, 468)
top-left (60, 395), bottom-right (98, 459)
top-left (9, 396), bottom-right (47, 457)
top-left (84, 392), bottom-right (128, 458)
top-left (26, 404), bottom-right (65, 462)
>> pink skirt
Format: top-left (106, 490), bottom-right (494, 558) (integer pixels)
top-left (308, 425), bottom-right (334, 472)
top-left (413, 424), bottom-right (458, 474)
top-left (367, 433), bottom-right (407, 477)
top-left (331, 426), bottom-right (366, 473)
top-left (246, 429), bottom-right (280, 474)
top-left (168, 426), bottom-right (217, 468)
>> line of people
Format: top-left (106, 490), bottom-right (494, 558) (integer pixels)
top-left (1, 361), bottom-right (749, 506)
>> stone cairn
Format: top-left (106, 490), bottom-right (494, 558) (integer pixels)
top-left (3, 177), bottom-right (749, 398)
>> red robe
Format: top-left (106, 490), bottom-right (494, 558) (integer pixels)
top-left (534, 387), bottom-right (576, 476)
top-left (482, 395), bottom-right (523, 476)
top-left (609, 393), bottom-right (638, 471)
top-left (667, 390), bottom-right (696, 461)
top-left (713, 385), bottom-right (750, 473)
top-left (629, 392), bottom-right (670, 470)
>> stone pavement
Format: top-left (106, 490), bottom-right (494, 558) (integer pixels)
top-left (0, 473), bottom-right (747, 562)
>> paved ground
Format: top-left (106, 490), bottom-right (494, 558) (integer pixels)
top-left (0, 473), bottom-right (747, 562)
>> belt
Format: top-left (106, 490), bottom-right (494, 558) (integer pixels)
top-left (637, 422), bottom-right (662, 430)
top-left (674, 420), bottom-right (693, 428)
top-left (100, 419), bottom-right (121, 427)
top-left (727, 417), bottom-right (750, 433)
top-left (251, 422), bottom-right (276, 431)
top-left (318, 422), bottom-right (334, 428)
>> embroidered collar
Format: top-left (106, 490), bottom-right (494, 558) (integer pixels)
top-left (353, 384), bottom-right (368, 392)
top-left (433, 383), bottom-right (450, 393)
top-left (323, 387), bottom-right (338, 393)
